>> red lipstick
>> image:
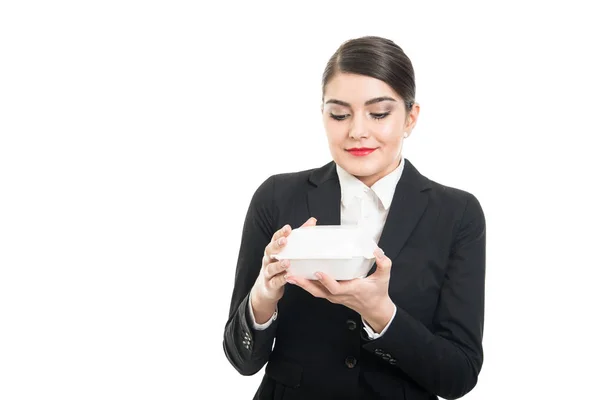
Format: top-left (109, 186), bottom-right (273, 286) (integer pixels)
top-left (347, 147), bottom-right (376, 156)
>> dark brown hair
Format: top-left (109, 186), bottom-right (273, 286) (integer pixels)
top-left (322, 36), bottom-right (416, 113)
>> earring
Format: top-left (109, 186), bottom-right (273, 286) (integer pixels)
top-left (403, 132), bottom-right (408, 138)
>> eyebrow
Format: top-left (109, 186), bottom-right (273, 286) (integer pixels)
top-left (325, 96), bottom-right (397, 107)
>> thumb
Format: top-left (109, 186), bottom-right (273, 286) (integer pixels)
top-left (373, 247), bottom-right (391, 275)
top-left (301, 217), bottom-right (317, 227)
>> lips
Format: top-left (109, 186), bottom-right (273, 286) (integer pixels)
top-left (347, 148), bottom-right (376, 156)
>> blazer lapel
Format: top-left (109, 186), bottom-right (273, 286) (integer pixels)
top-left (307, 161), bottom-right (341, 226)
top-left (307, 159), bottom-right (432, 274)
top-left (369, 159), bottom-right (432, 274)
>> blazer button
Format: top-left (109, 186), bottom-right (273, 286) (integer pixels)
top-left (346, 319), bottom-right (357, 331)
top-left (382, 353), bottom-right (391, 361)
top-left (345, 356), bottom-right (357, 369)
top-left (374, 349), bottom-right (383, 356)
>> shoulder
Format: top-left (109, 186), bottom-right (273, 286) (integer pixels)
top-left (254, 161), bottom-right (333, 194)
top-left (413, 167), bottom-right (486, 250)
top-left (270, 167), bottom-right (317, 188)
top-left (403, 159), bottom-right (484, 228)
top-left (250, 163), bottom-right (328, 204)
top-left (405, 159), bottom-right (483, 215)
top-left (426, 178), bottom-right (485, 228)
top-left (434, 179), bottom-right (481, 208)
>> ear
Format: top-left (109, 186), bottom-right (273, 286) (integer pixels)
top-left (404, 102), bottom-right (420, 133)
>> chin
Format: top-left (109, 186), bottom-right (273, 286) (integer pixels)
top-left (337, 158), bottom-right (382, 177)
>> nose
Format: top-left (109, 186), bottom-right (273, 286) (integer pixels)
top-left (349, 113), bottom-right (369, 139)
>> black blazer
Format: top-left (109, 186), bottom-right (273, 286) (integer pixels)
top-left (223, 159), bottom-right (486, 400)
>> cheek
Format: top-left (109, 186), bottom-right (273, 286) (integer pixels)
top-left (374, 120), bottom-right (402, 146)
top-left (324, 120), bottom-right (347, 145)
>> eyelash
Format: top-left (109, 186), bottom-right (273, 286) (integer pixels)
top-left (329, 112), bottom-right (390, 121)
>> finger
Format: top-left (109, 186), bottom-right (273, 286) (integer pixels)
top-left (300, 217), bottom-right (317, 227)
top-left (271, 224), bottom-right (291, 242)
top-left (314, 271), bottom-right (343, 295)
top-left (264, 232), bottom-right (289, 260)
top-left (265, 218), bottom-right (316, 260)
top-left (287, 275), bottom-right (329, 298)
top-left (372, 247), bottom-right (392, 275)
top-left (264, 259), bottom-right (289, 279)
top-left (267, 272), bottom-right (288, 291)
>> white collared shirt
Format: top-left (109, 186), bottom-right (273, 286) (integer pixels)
top-left (248, 158), bottom-right (404, 339)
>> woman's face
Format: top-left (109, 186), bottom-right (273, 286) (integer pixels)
top-left (322, 73), bottom-right (420, 187)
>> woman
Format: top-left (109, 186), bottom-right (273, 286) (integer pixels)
top-left (223, 36), bottom-right (486, 400)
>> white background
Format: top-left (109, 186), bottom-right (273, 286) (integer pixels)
top-left (1, 1), bottom-right (599, 399)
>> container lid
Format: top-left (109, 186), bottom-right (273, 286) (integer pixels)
top-left (274, 225), bottom-right (377, 260)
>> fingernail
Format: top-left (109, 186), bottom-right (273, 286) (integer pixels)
top-left (375, 248), bottom-right (385, 258)
top-left (278, 237), bottom-right (285, 246)
top-left (281, 260), bottom-right (289, 268)
top-left (315, 272), bottom-right (323, 280)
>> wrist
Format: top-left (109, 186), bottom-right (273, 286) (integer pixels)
top-left (250, 288), bottom-right (278, 325)
top-left (362, 297), bottom-right (395, 334)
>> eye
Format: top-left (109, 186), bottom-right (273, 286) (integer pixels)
top-left (371, 112), bottom-right (390, 120)
top-left (329, 113), bottom-right (350, 121)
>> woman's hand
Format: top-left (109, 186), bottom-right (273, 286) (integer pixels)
top-left (286, 248), bottom-right (396, 333)
top-left (250, 217), bottom-right (317, 324)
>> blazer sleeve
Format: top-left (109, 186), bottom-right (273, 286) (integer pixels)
top-left (362, 193), bottom-right (486, 399)
top-left (223, 176), bottom-right (278, 376)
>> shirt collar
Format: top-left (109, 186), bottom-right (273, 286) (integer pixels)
top-left (336, 157), bottom-right (405, 210)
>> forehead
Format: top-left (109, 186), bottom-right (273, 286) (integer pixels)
top-left (323, 73), bottom-right (398, 105)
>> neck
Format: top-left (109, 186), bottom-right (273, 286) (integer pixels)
top-left (357, 155), bottom-right (402, 187)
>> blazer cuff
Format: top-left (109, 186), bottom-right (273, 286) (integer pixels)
top-left (361, 305), bottom-right (432, 368)
top-left (236, 294), bottom-right (278, 356)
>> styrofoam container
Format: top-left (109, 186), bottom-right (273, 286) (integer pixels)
top-left (273, 225), bottom-right (377, 280)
